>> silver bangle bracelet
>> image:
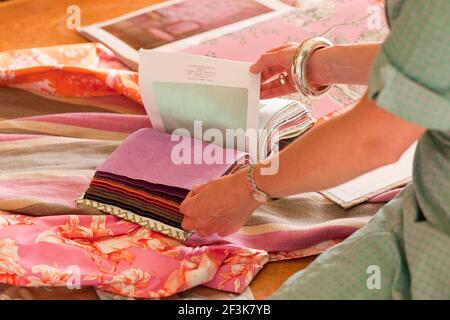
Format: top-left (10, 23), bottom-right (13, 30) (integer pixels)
top-left (291, 37), bottom-right (334, 98)
top-left (246, 164), bottom-right (277, 204)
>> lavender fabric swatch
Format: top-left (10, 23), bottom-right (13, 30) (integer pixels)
top-left (97, 128), bottom-right (246, 190)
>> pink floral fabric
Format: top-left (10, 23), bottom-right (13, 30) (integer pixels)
top-left (0, 214), bottom-right (267, 297)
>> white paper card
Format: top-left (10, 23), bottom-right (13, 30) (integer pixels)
top-left (139, 50), bottom-right (261, 150)
top-left (323, 142), bottom-right (416, 206)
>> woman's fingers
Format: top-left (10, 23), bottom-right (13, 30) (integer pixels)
top-left (182, 216), bottom-right (218, 236)
top-left (197, 230), bottom-right (208, 237)
top-left (261, 66), bottom-right (286, 83)
top-left (180, 172), bottom-right (258, 238)
top-left (180, 183), bottom-right (207, 214)
top-left (251, 42), bottom-right (298, 74)
top-left (183, 190), bottom-right (195, 203)
top-left (261, 85), bottom-right (295, 99)
top-left (179, 194), bottom-right (195, 217)
top-left (261, 74), bottom-right (295, 91)
top-left (191, 183), bottom-right (206, 195)
top-left (250, 52), bottom-right (281, 74)
top-left (260, 66), bottom-right (297, 99)
top-left (197, 227), bottom-right (217, 237)
top-left (261, 76), bottom-right (284, 91)
top-left (181, 216), bottom-right (196, 230)
top-left (266, 42), bottom-right (296, 53)
top-left (260, 76), bottom-right (296, 99)
top-left (217, 226), bottom-right (241, 237)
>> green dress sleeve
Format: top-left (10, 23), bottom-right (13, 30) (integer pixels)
top-left (368, 0), bottom-right (450, 131)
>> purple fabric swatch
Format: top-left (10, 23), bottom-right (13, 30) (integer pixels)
top-left (97, 128), bottom-right (246, 190)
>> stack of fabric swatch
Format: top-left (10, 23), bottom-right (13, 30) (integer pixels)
top-left (77, 128), bottom-right (246, 241)
top-left (76, 100), bottom-right (316, 241)
top-left (257, 98), bottom-right (315, 159)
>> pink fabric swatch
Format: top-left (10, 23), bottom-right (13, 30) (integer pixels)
top-left (97, 129), bottom-right (246, 190)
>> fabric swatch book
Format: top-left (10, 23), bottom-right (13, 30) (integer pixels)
top-left (77, 128), bottom-right (248, 241)
top-left (77, 0), bottom-right (292, 70)
top-left (77, 51), bottom-right (315, 240)
top-left (139, 50), bottom-right (315, 159)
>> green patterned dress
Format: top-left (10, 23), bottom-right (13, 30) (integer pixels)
top-left (271, 0), bottom-right (450, 299)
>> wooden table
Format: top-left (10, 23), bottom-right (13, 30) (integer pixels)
top-left (0, 0), bottom-right (313, 299)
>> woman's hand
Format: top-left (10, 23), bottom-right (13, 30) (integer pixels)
top-left (250, 42), bottom-right (299, 99)
top-left (180, 169), bottom-right (261, 237)
top-left (250, 42), bottom-right (325, 99)
top-left (251, 42), bottom-right (382, 99)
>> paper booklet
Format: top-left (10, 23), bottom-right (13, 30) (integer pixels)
top-left (139, 50), bottom-right (315, 160)
top-left (321, 142), bottom-right (416, 209)
top-left (77, 0), bottom-right (292, 70)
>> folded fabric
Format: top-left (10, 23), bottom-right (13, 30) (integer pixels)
top-left (258, 99), bottom-right (315, 158)
top-left (0, 195), bottom-right (380, 297)
top-left (0, 214), bottom-right (268, 298)
top-left (77, 128), bottom-right (247, 240)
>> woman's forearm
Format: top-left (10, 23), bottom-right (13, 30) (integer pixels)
top-left (252, 93), bottom-right (424, 198)
top-left (307, 43), bottom-right (381, 86)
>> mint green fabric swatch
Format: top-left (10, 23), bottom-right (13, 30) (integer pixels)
top-left (153, 82), bottom-right (248, 140)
